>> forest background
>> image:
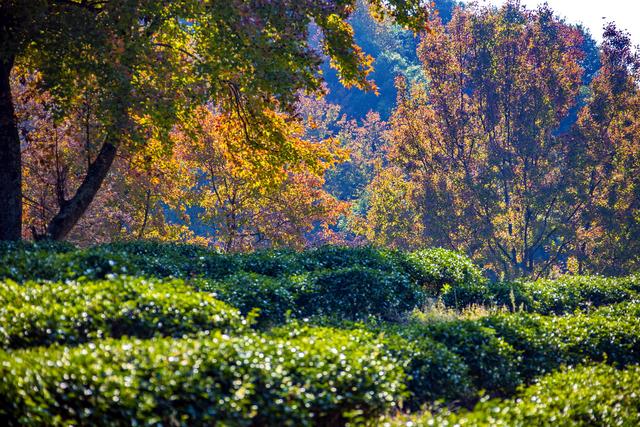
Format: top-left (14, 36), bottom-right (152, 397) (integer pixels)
top-left (6, 0), bottom-right (640, 279)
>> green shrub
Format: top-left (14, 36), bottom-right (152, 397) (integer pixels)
top-left (101, 241), bottom-right (239, 279)
top-left (201, 267), bottom-right (424, 325)
top-left (399, 320), bottom-right (521, 394)
top-left (57, 246), bottom-right (137, 279)
top-left (301, 246), bottom-right (404, 273)
top-left (200, 272), bottom-right (302, 325)
top-left (0, 241), bottom-right (239, 282)
top-left (238, 249), bottom-right (304, 277)
top-left (0, 277), bottom-right (246, 349)
top-left (0, 328), bottom-right (406, 426)
top-left (392, 364), bottom-right (640, 426)
top-left (483, 303), bottom-right (640, 379)
top-left (593, 300), bottom-right (640, 317)
top-left (295, 267), bottom-right (424, 321)
top-left (401, 248), bottom-right (486, 295)
top-left (378, 326), bottom-right (476, 406)
top-left (274, 321), bottom-right (475, 408)
top-left (440, 275), bottom-right (640, 314)
top-left (521, 275), bottom-right (639, 314)
top-left (0, 241), bottom-right (75, 282)
top-left (440, 280), bottom-right (494, 309)
top-left (484, 280), bottom-right (534, 310)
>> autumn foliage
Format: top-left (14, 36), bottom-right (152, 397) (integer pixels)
top-left (2, 1), bottom-right (639, 278)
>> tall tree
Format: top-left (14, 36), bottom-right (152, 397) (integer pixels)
top-left (574, 24), bottom-right (640, 274)
top-left (0, 0), bottom-right (428, 241)
top-left (366, 2), bottom-right (586, 278)
top-left (321, 0), bottom-right (456, 120)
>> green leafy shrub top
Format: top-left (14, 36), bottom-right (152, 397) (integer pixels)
top-left (199, 272), bottom-right (303, 325)
top-left (0, 328), bottom-right (406, 426)
top-left (402, 248), bottom-right (486, 295)
top-left (301, 246), bottom-right (404, 273)
top-left (521, 275), bottom-right (640, 314)
top-left (393, 319), bottom-right (521, 394)
top-left (391, 364), bottom-right (640, 426)
top-left (441, 274), bottom-right (640, 314)
top-left (271, 321), bottom-right (475, 407)
top-left (294, 267), bottom-right (424, 321)
top-left (482, 303), bottom-right (640, 379)
top-left (0, 276), bottom-right (246, 349)
top-left (0, 241), bottom-right (75, 282)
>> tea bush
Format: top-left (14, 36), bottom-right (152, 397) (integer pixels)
top-left (442, 274), bottom-right (640, 314)
top-left (378, 327), bottom-right (476, 406)
top-left (294, 267), bottom-right (424, 321)
top-left (389, 320), bottom-right (521, 395)
top-left (301, 246), bottom-right (404, 273)
top-left (102, 241), bottom-right (239, 279)
top-left (0, 277), bottom-right (246, 349)
top-left (400, 248), bottom-right (486, 295)
top-left (521, 275), bottom-right (640, 314)
top-left (272, 322), bottom-right (475, 407)
top-left (0, 328), bottom-right (405, 426)
top-left (1, 241), bottom-right (639, 424)
top-left (0, 241), bottom-right (77, 282)
top-left (392, 364), bottom-right (640, 426)
top-left (200, 272), bottom-right (302, 324)
top-left (482, 303), bottom-right (640, 379)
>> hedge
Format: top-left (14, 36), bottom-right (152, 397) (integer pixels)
top-left (271, 322), bottom-right (474, 408)
top-left (0, 277), bottom-right (246, 349)
top-left (201, 267), bottom-right (425, 324)
top-left (442, 274), bottom-right (640, 314)
top-left (0, 241), bottom-right (484, 292)
top-left (392, 364), bottom-right (640, 426)
top-left (0, 328), bottom-right (405, 426)
top-left (0, 241), bottom-right (236, 282)
top-left (199, 272), bottom-right (302, 325)
top-left (294, 267), bottom-right (424, 321)
top-left (482, 303), bottom-right (640, 379)
top-left (371, 302), bottom-right (640, 404)
top-left (380, 320), bottom-right (521, 396)
top-left (401, 248), bottom-right (486, 295)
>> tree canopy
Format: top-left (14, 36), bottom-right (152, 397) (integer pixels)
top-left (0, 0), bottom-right (428, 241)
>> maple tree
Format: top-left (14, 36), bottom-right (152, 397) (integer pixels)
top-left (13, 68), bottom-right (196, 244)
top-left (15, 69), bottom-right (348, 247)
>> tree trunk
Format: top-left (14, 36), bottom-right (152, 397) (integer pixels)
top-left (45, 140), bottom-right (117, 240)
top-left (0, 55), bottom-right (22, 241)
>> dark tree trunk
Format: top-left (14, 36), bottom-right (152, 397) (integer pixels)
top-left (45, 140), bottom-right (117, 240)
top-left (0, 55), bottom-right (22, 241)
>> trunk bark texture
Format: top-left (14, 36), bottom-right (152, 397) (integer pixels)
top-left (0, 55), bottom-right (22, 241)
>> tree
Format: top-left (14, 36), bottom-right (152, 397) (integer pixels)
top-left (171, 107), bottom-right (348, 251)
top-left (367, 2), bottom-right (587, 278)
top-left (351, 166), bottom-right (424, 248)
top-left (0, 0), bottom-right (428, 241)
top-left (573, 24), bottom-right (640, 274)
top-left (13, 67), bottom-right (197, 244)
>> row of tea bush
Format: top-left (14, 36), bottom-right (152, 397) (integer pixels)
top-left (2, 273), bottom-right (640, 415)
top-left (391, 363), bottom-right (640, 426)
top-left (2, 241), bottom-right (638, 323)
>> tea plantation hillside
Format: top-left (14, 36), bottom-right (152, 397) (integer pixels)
top-left (1, 241), bottom-right (639, 426)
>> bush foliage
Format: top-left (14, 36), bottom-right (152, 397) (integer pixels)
top-left (0, 277), bottom-right (246, 349)
top-left (0, 241), bottom-right (638, 424)
top-left (0, 328), bottom-right (405, 426)
top-left (392, 364), bottom-right (640, 426)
